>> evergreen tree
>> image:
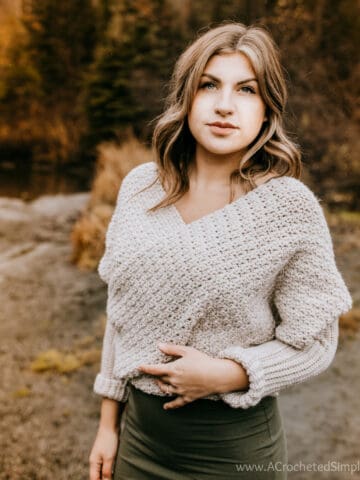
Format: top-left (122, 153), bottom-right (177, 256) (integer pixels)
top-left (23, 0), bottom-right (99, 104)
top-left (186, 0), bottom-right (269, 33)
top-left (83, 0), bottom-right (184, 148)
top-left (0, 0), bottom-right (101, 160)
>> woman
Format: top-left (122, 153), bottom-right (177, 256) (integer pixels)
top-left (89, 23), bottom-right (352, 480)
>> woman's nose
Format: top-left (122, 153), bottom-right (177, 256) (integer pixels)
top-left (214, 90), bottom-right (234, 116)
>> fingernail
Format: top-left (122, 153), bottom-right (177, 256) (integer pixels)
top-left (158, 342), bottom-right (166, 348)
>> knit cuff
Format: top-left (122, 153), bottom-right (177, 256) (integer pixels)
top-left (216, 345), bottom-right (268, 409)
top-left (216, 319), bottom-right (338, 409)
top-left (93, 373), bottom-right (128, 402)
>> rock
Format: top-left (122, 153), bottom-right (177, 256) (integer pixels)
top-left (30, 193), bottom-right (89, 220)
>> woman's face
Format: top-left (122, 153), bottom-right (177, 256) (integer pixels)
top-left (188, 52), bottom-right (267, 160)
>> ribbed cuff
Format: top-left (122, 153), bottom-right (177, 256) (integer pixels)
top-left (93, 373), bottom-right (128, 402)
top-left (216, 345), bottom-right (269, 409)
top-left (216, 323), bottom-right (337, 409)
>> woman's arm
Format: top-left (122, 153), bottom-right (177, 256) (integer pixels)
top-left (93, 320), bottom-right (128, 400)
top-left (216, 197), bottom-right (352, 409)
top-left (89, 398), bottom-right (126, 480)
top-left (206, 358), bottom-right (250, 394)
top-left (216, 317), bottom-right (340, 408)
top-left (99, 397), bottom-right (126, 432)
top-left (138, 343), bottom-right (251, 410)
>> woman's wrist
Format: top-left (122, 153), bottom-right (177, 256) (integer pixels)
top-left (99, 397), bottom-right (125, 432)
top-left (211, 358), bottom-right (250, 395)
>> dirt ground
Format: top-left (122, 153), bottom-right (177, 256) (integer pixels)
top-left (0, 193), bottom-right (359, 480)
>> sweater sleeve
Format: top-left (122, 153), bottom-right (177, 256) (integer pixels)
top-left (217, 190), bottom-right (352, 409)
top-left (97, 171), bottom-right (133, 285)
top-left (93, 319), bottom-right (128, 401)
top-left (93, 170), bottom-right (135, 401)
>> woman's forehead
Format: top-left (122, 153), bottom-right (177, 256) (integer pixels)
top-left (202, 52), bottom-right (256, 79)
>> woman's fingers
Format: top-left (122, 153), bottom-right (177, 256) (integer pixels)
top-left (155, 379), bottom-right (193, 410)
top-left (138, 363), bottom-right (169, 376)
top-left (101, 456), bottom-right (115, 480)
top-left (156, 379), bottom-right (178, 394)
top-left (163, 395), bottom-right (189, 410)
top-left (88, 456), bottom-right (114, 480)
top-left (88, 457), bottom-right (102, 480)
top-left (158, 342), bottom-right (189, 357)
top-left (89, 427), bottom-right (119, 480)
top-left (138, 342), bottom-right (193, 375)
top-left (157, 375), bottom-right (172, 384)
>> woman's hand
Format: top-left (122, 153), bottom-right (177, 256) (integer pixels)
top-left (137, 342), bottom-right (249, 410)
top-left (89, 425), bottom-right (119, 480)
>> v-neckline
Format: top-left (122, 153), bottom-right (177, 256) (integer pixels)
top-left (157, 175), bottom-right (286, 227)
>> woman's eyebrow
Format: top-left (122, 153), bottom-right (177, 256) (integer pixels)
top-left (200, 73), bottom-right (258, 85)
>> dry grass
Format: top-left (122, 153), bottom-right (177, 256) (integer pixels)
top-left (339, 309), bottom-right (360, 339)
top-left (29, 329), bottom-right (103, 378)
top-left (30, 345), bottom-right (101, 375)
top-left (32, 112), bottom-right (87, 164)
top-left (71, 135), bottom-right (152, 269)
top-left (70, 204), bottom-right (113, 270)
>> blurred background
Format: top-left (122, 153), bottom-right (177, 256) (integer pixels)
top-left (0, 1), bottom-right (359, 479)
top-left (0, 0), bottom-right (359, 206)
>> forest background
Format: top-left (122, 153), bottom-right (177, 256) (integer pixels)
top-left (0, 0), bottom-right (359, 209)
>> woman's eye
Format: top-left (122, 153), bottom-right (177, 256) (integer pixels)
top-left (199, 81), bottom-right (216, 90)
top-left (240, 85), bottom-right (256, 94)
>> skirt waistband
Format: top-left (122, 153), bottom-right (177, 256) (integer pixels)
top-left (127, 383), bottom-right (276, 422)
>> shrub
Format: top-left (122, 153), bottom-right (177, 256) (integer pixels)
top-left (71, 134), bottom-right (152, 269)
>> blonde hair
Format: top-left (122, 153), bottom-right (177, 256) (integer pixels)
top-left (144, 22), bottom-right (302, 211)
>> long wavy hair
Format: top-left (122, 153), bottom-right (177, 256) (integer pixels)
top-left (141, 22), bottom-right (302, 212)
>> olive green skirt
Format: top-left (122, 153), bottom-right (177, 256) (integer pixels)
top-left (113, 384), bottom-right (287, 479)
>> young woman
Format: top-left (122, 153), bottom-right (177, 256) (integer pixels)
top-left (89, 22), bottom-right (352, 480)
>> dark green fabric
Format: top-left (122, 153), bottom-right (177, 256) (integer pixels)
top-left (113, 385), bottom-right (287, 479)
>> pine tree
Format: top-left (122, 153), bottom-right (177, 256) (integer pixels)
top-left (187, 0), bottom-right (267, 33)
top-left (0, 0), bottom-right (101, 160)
top-left (23, 0), bottom-right (98, 104)
top-left (83, 0), bottom-right (184, 148)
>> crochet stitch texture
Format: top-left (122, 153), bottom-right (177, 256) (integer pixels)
top-left (93, 161), bottom-right (352, 408)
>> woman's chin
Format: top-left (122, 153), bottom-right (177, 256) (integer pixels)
top-left (197, 143), bottom-right (247, 158)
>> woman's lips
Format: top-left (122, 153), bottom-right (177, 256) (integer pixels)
top-left (208, 122), bottom-right (238, 128)
top-left (207, 122), bottom-right (239, 134)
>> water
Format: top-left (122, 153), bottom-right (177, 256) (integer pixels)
top-left (0, 159), bottom-right (94, 200)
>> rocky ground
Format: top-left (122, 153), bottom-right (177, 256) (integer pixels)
top-left (0, 194), bottom-right (359, 480)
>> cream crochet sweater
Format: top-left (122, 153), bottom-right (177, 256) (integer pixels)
top-left (93, 161), bottom-right (352, 409)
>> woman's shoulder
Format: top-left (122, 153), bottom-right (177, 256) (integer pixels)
top-left (273, 175), bottom-right (332, 243)
top-left (273, 175), bottom-right (325, 213)
top-left (123, 161), bottom-right (157, 185)
top-left (119, 161), bottom-right (158, 198)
